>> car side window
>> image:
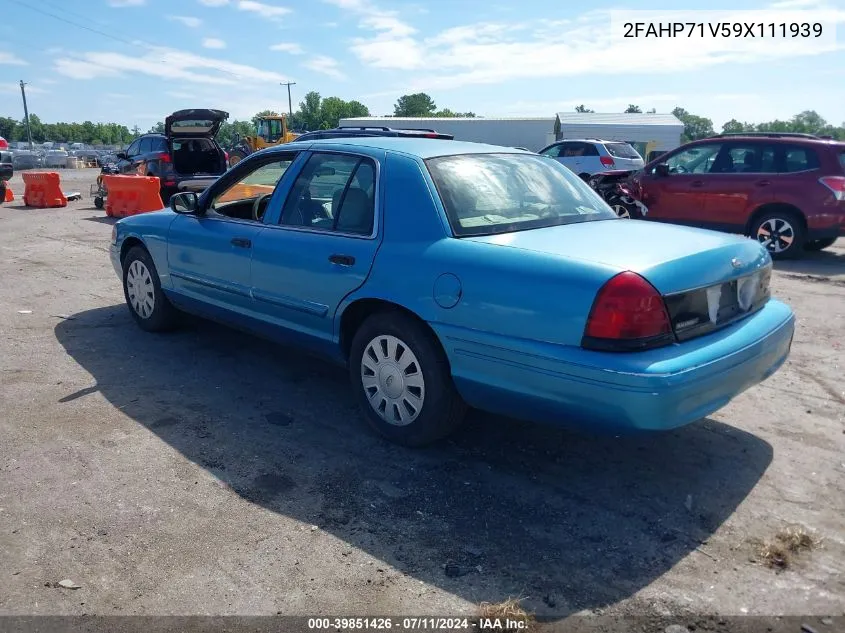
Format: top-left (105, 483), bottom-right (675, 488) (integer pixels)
top-left (581, 143), bottom-right (600, 157)
top-left (209, 156), bottom-right (296, 221)
top-left (540, 144), bottom-right (562, 158)
top-left (139, 138), bottom-right (152, 154)
top-left (126, 139), bottom-right (141, 156)
top-left (780, 146), bottom-right (820, 172)
top-left (279, 152), bottom-right (376, 235)
top-left (153, 137), bottom-right (168, 152)
top-left (560, 142), bottom-right (583, 157)
top-left (662, 143), bottom-right (723, 174)
top-left (715, 144), bottom-right (777, 173)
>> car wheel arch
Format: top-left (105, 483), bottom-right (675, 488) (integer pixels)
top-left (745, 202), bottom-right (806, 236)
top-left (338, 298), bottom-right (448, 366)
top-left (119, 236), bottom-right (147, 266)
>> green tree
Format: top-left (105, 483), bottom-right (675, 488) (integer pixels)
top-left (624, 104), bottom-right (642, 113)
top-left (148, 121), bottom-right (165, 134)
top-left (574, 105), bottom-right (594, 113)
top-left (672, 107), bottom-right (715, 142)
top-left (299, 91), bottom-right (323, 131)
top-left (394, 93), bottom-right (437, 117)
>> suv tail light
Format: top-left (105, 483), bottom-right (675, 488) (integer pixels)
top-left (600, 156), bottom-right (615, 168)
top-left (582, 272), bottom-right (674, 351)
top-left (819, 176), bottom-right (845, 201)
top-left (158, 152), bottom-right (172, 164)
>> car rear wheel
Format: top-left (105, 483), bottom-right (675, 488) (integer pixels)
top-left (750, 210), bottom-right (806, 260)
top-left (122, 246), bottom-right (179, 332)
top-left (349, 311), bottom-right (466, 447)
top-left (804, 237), bottom-right (837, 252)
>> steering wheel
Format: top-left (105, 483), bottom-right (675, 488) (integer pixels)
top-left (252, 193), bottom-right (273, 222)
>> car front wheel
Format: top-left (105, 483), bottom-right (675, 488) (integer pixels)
top-left (349, 311), bottom-right (466, 447)
top-left (750, 210), bottom-right (806, 260)
top-left (122, 246), bottom-right (179, 332)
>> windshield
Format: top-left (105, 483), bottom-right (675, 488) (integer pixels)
top-left (604, 142), bottom-right (641, 159)
top-left (426, 153), bottom-right (616, 237)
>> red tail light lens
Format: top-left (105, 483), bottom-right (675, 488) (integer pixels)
top-left (582, 272), bottom-right (673, 351)
top-left (159, 152), bottom-right (172, 163)
top-left (600, 155), bottom-right (615, 168)
top-left (224, 151), bottom-right (229, 161)
top-left (819, 176), bottom-right (845, 201)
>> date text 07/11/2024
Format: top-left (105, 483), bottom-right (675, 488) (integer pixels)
top-left (622, 21), bottom-right (824, 38)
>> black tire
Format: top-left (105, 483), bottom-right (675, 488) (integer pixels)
top-left (749, 209), bottom-right (806, 260)
top-left (122, 246), bottom-right (180, 332)
top-left (804, 237), bottom-right (837, 252)
top-left (606, 194), bottom-right (641, 219)
top-left (228, 148), bottom-right (248, 168)
top-left (94, 196), bottom-right (104, 210)
top-left (349, 311), bottom-right (466, 447)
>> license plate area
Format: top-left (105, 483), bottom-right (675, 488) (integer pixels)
top-left (665, 270), bottom-right (771, 342)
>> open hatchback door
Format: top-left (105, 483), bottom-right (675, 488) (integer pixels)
top-left (165, 109), bottom-right (229, 139)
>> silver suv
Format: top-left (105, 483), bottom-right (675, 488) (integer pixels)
top-left (539, 138), bottom-right (644, 177)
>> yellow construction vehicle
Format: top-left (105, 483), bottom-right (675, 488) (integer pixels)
top-left (228, 114), bottom-right (299, 167)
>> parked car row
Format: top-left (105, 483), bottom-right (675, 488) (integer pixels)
top-left (6, 147), bottom-right (119, 170)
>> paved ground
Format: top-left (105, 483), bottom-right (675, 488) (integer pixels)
top-left (0, 169), bottom-right (843, 623)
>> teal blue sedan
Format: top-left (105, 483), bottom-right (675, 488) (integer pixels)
top-left (110, 138), bottom-right (795, 446)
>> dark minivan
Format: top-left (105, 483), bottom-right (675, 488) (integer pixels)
top-left (116, 109), bottom-right (229, 201)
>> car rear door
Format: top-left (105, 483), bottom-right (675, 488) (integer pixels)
top-left (637, 142), bottom-right (723, 225)
top-left (249, 149), bottom-right (384, 356)
top-left (700, 142), bottom-right (776, 231)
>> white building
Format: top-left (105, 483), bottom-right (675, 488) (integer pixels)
top-left (555, 112), bottom-right (684, 157)
top-left (338, 117), bottom-right (557, 152)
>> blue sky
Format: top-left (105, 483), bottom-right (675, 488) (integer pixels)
top-left (1, 0), bottom-right (845, 132)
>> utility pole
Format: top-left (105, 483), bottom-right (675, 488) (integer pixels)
top-left (280, 81), bottom-right (296, 117)
top-left (19, 80), bottom-right (34, 151)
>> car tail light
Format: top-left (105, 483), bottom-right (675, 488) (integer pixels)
top-left (224, 151), bottom-right (229, 161)
top-left (159, 152), bottom-right (172, 163)
top-left (600, 156), bottom-right (615, 168)
top-left (819, 176), bottom-right (845, 201)
top-left (582, 272), bottom-right (674, 351)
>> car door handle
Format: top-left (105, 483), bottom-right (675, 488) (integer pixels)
top-left (690, 180), bottom-right (704, 187)
top-left (755, 180), bottom-right (771, 187)
top-left (329, 254), bottom-right (355, 266)
top-left (231, 237), bottom-right (252, 248)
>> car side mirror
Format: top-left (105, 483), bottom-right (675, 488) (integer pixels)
top-left (170, 192), bottom-right (199, 214)
top-left (654, 163), bottom-right (670, 177)
top-left (115, 152), bottom-right (128, 160)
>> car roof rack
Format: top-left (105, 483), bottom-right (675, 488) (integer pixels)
top-left (711, 132), bottom-right (820, 139)
top-left (335, 126), bottom-right (439, 133)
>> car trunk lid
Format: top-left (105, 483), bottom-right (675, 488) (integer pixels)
top-left (466, 219), bottom-right (773, 342)
top-left (165, 109), bottom-right (229, 139)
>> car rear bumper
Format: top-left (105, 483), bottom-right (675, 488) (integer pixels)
top-left (435, 299), bottom-right (794, 432)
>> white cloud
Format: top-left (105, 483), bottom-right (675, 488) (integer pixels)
top-left (198, 0), bottom-right (229, 4)
top-left (329, 3), bottom-right (845, 91)
top-left (168, 15), bottom-right (202, 28)
top-left (237, 1), bottom-right (290, 18)
top-left (108, 0), bottom-right (145, 6)
top-left (167, 90), bottom-right (196, 99)
top-left (55, 46), bottom-right (290, 86)
top-left (269, 42), bottom-right (303, 54)
top-left (0, 83), bottom-right (47, 94)
top-left (202, 38), bottom-right (227, 49)
top-left (303, 55), bottom-right (345, 80)
top-left (0, 51), bottom-right (27, 65)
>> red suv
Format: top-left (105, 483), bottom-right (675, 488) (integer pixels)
top-left (632, 133), bottom-right (845, 258)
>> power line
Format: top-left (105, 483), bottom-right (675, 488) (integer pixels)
top-left (9, 0), bottom-right (258, 82)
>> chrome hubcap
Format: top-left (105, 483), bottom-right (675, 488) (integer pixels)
top-left (757, 218), bottom-right (794, 253)
top-left (360, 334), bottom-right (425, 426)
top-left (126, 260), bottom-right (155, 319)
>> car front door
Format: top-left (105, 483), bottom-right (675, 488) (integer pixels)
top-left (637, 142), bottom-right (724, 225)
top-left (119, 139), bottom-right (141, 174)
top-left (166, 153), bottom-right (301, 314)
top-left (700, 142), bottom-right (776, 231)
top-left (249, 149), bottom-right (384, 356)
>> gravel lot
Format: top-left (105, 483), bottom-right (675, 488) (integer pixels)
top-left (1, 169), bottom-right (844, 624)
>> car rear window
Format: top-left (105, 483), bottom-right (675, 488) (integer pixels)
top-left (604, 142), bottom-right (641, 159)
top-left (781, 146), bottom-right (820, 172)
top-left (426, 153), bottom-right (616, 237)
